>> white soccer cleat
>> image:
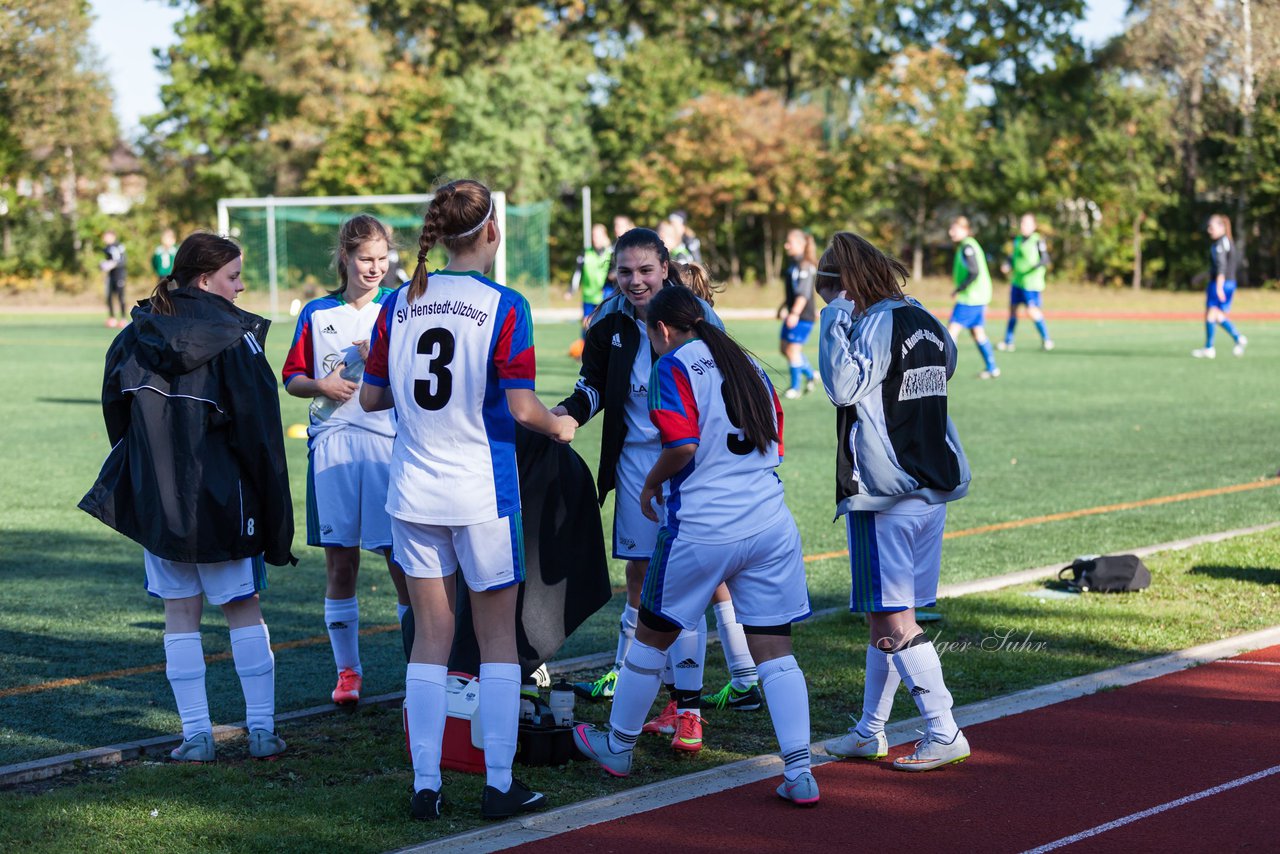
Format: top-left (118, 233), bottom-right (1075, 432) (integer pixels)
top-left (1191, 347), bottom-right (1216, 359)
top-left (1042, 339), bottom-right (1055, 351)
top-left (978, 368), bottom-right (1001, 379)
top-left (783, 387), bottom-right (803, 400)
top-left (826, 727), bottom-right (888, 760)
top-left (996, 341), bottom-right (1014, 352)
top-left (1233, 336), bottom-right (1248, 357)
top-left (892, 730), bottom-right (970, 772)
top-left (776, 770), bottom-right (820, 806)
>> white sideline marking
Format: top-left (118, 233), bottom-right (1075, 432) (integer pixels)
top-left (1019, 765), bottom-right (1280, 853)
top-left (1220, 659), bottom-right (1280, 666)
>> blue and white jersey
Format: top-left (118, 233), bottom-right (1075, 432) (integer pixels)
top-left (364, 271), bottom-right (536, 526)
top-left (282, 288), bottom-right (396, 443)
top-left (648, 339), bottom-right (788, 544)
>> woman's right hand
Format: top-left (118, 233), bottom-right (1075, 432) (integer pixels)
top-left (316, 364), bottom-right (359, 402)
top-left (551, 414), bottom-right (577, 444)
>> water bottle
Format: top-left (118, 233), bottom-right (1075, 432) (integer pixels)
top-left (549, 680), bottom-right (575, 726)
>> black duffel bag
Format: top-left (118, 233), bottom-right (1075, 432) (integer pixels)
top-left (1058, 554), bottom-right (1151, 593)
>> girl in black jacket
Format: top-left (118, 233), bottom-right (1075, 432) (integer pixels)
top-left (81, 232), bottom-right (296, 763)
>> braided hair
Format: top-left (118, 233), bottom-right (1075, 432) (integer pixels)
top-left (407, 179), bottom-right (494, 303)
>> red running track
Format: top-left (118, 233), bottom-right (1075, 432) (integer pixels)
top-left (515, 646), bottom-right (1280, 853)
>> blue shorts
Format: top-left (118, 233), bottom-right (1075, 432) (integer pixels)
top-left (950, 303), bottom-right (986, 329)
top-left (1206, 280), bottom-right (1236, 311)
top-left (1010, 286), bottom-right (1043, 308)
top-left (780, 319), bottom-right (814, 344)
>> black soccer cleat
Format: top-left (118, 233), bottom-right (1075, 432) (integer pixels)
top-left (481, 778), bottom-right (547, 819)
top-left (410, 788), bottom-right (444, 821)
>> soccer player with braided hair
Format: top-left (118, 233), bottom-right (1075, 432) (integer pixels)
top-left (573, 284), bottom-right (817, 805)
top-left (362, 179), bottom-right (575, 821)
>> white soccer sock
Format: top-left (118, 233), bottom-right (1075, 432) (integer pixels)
top-left (405, 663), bottom-right (448, 793)
top-left (613, 603), bottom-right (639, 671)
top-left (758, 655), bottom-right (811, 781)
top-left (324, 597), bottom-right (362, 676)
top-left (855, 644), bottom-right (901, 735)
top-left (893, 640), bottom-right (959, 741)
top-left (713, 601), bottom-right (758, 690)
top-left (608, 639), bottom-right (668, 753)
top-left (230, 624), bottom-right (275, 733)
top-left (164, 632), bottom-right (211, 739)
top-left (669, 617), bottom-right (706, 713)
top-left (397, 603), bottom-right (410, 624)
top-left (479, 662), bottom-right (521, 793)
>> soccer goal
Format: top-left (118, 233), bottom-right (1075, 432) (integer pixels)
top-left (215, 191), bottom-right (556, 317)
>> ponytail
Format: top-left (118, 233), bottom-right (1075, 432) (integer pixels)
top-left (149, 231), bottom-right (242, 315)
top-left (647, 287), bottom-right (777, 454)
top-left (408, 179), bottom-right (494, 304)
top-left (149, 276), bottom-right (177, 316)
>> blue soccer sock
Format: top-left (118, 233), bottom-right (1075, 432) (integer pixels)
top-left (1205, 322), bottom-right (1216, 348)
top-left (1220, 319), bottom-right (1240, 342)
top-left (1034, 318), bottom-right (1049, 341)
top-left (799, 355), bottom-right (815, 381)
top-left (1004, 316), bottom-right (1017, 344)
top-left (788, 365), bottom-right (802, 391)
top-left (977, 340), bottom-right (997, 372)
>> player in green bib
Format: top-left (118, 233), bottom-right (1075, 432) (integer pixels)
top-left (151, 229), bottom-right (177, 278)
top-left (947, 217), bottom-right (999, 378)
top-left (998, 214), bottom-right (1054, 351)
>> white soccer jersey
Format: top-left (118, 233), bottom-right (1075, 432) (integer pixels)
top-left (623, 317), bottom-right (659, 448)
top-left (647, 339), bottom-right (788, 544)
top-left (364, 272), bottom-right (536, 526)
top-left (282, 289), bottom-right (396, 442)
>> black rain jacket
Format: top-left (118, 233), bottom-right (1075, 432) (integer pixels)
top-left (79, 287), bottom-right (297, 567)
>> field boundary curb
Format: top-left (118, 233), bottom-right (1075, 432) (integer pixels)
top-left (394, 625), bottom-right (1280, 854)
top-left (2, 520), bottom-right (1276, 788)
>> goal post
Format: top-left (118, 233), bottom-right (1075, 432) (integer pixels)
top-left (215, 192), bottom-right (509, 318)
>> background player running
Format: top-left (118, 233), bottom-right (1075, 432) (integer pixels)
top-left (998, 214), bottom-right (1054, 352)
top-left (573, 285), bottom-right (818, 805)
top-left (81, 231), bottom-right (296, 763)
top-left (1192, 213), bottom-right (1247, 359)
top-left (814, 232), bottom-right (973, 772)
top-left (361, 179), bottom-right (575, 822)
top-left (282, 214), bottom-right (409, 707)
top-left (948, 217), bottom-right (999, 379)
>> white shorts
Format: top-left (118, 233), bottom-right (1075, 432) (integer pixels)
top-left (143, 550), bottom-right (266, 605)
top-left (845, 501), bottom-right (947, 613)
top-left (306, 427), bottom-right (394, 551)
top-left (614, 445), bottom-right (662, 560)
top-left (391, 514), bottom-right (525, 592)
top-left (641, 512), bottom-right (810, 631)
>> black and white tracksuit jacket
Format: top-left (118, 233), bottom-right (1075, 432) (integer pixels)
top-left (818, 295), bottom-right (970, 515)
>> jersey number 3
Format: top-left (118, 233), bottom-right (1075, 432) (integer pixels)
top-left (414, 328), bottom-right (455, 410)
top-left (721, 385), bottom-right (753, 456)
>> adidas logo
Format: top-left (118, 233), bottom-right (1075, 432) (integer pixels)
top-left (909, 686), bottom-right (930, 696)
top-left (320, 524), bottom-right (333, 534)
top-left (328, 621), bottom-right (348, 630)
top-left (674, 658), bottom-right (698, 669)
top-left (611, 333), bottom-right (622, 348)
top-left (321, 324), bottom-right (338, 334)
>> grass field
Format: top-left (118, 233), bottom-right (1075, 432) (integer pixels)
top-left (1, 297), bottom-right (1278, 776)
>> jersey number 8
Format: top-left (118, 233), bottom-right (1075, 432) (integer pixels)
top-left (414, 328), bottom-right (455, 410)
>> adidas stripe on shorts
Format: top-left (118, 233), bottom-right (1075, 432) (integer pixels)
top-left (391, 514), bottom-right (525, 592)
top-left (613, 445), bottom-right (662, 560)
top-left (642, 511), bottom-right (811, 631)
top-left (144, 550), bottom-right (266, 605)
top-left (845, 498), bottom-right (946, 613)
top-left (306, 427), bottom-right (394, 552)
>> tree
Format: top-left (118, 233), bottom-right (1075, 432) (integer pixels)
top-left (849, 48), bottom-right (984, 280)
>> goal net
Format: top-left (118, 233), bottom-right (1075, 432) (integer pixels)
top-left (215, 192), bottom-right (550, 317)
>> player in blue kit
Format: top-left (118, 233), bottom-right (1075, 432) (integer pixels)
top-left (282, 215), bottom-right (409, 707)
top-left (573, 285), bottom-right (817, 806)
top-left (1192, 213), bottom-right (1247, 359)
top-left (361, 179), bottom-right (576, 821)
top-left (779, 228), bottom-right (818, 399)
top-left (814, 232), bottom-right (973, 772)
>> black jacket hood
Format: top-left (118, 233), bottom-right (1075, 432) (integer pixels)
top-left (130, 287), bottom-right (267, 375)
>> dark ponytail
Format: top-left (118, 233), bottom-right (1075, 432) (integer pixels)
top-left (647, 287), bottom-right (778, 454)
top-left (150, 231), bottom-right (242, 315)
top-left (408, 178), bottom-right (494, 304)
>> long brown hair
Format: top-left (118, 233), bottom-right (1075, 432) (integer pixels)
top-left (646, 286), bottom-right (778, 454)
top-left (407, 179), bottom-right (493, 303)
top-left (149, 232), bottom-right (242, 315)
top-left (1210, 213), bottom-right (1234, 241)
top-left (817, 232), bottom-right (908, 311)
top-left (336, 214), bottom-right (394, 290)
top-left (789, 228), bottom-right (818, 268)
top-left (677, 261), bottom-right (723, 306)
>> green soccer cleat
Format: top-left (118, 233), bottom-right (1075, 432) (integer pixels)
top-left (700, 681), bottom-right (762, 711)
top-left (572, 669), bottom-right (618, 701)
